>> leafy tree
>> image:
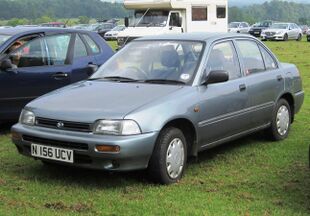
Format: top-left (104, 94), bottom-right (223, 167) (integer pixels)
top-left (78, 16), bottom-right (90, 24)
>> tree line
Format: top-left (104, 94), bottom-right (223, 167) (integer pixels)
top-left (0, 0), bottom-right (310, 26)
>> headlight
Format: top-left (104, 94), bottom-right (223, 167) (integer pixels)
top-left (19, 109), bottom-right (35, 126)
top-left (93, 120), bottom-right (141, 135)
top-left (276, 31), bottom-right (283, 35)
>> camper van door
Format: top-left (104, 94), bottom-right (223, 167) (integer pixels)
top-left (168, 11), bottom-right (183, 33)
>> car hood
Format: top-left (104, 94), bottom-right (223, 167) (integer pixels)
top-left (27, 81), bottom-right (183, 122)
top-left (264, 28), bottom-right (286, 33)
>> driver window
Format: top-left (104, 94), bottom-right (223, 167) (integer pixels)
top-left (9, 37), bottom-right (47, 68)
top-left (206, 41), bottom-right (241, 80)
top-left (170, 13), bottom-right (181, 27)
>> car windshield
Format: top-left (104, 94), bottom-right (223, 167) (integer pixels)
top-left (253, 22), bottom-right (270, 27)
top-left (0, 34), bottom-right (10, 45)
top-left (99, 23), bottom-right (113, 30)
top-left (111, 26), bottom-right (125, 31)
top-left (270, 24), bottom-right (288, 29)
top-left (130, 10), bottom-right (169, 27)
top-left (229, 23), bottom-right (240, 28)
top-left (91, 41), bottom-right (204, 85)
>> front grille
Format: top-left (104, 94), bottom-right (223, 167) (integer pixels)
top-left (266, 32), bottom-right (276, 36)
top-left (23, 135), bottom-right (89, 150)
top-left (35, 117), bottom-right (92, 133)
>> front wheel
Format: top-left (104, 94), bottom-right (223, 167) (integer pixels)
top-left (296, 34), bottom-right (302, 41)
top-left (148, 127), bottom-right (187, 184)
top-left (284, 34), bottom-right (288, 41)
top-left (267, 99), bottom-right (291, 141)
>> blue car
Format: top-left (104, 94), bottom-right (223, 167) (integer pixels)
top-left (0, 27), bottom-right (114, 122)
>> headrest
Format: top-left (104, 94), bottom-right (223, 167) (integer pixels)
top-left (161, 48), bottom-right (180, 68)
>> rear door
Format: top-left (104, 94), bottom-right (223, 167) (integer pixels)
top-left (0, 34), bottom-right (72, 119)
top-left (235, 39), bottom-right (284, 128)
top-left (69, 33), bottom-right (98, 83)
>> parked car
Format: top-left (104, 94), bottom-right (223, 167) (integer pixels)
top-left (11, 33), bottom-right (304, 184)
top-left (249, 20), bottom-right (275, 37)
top-left (261, 23), bottom-right (303, 41)
top-left (307, 30), bottom-right (310, 42)
top-left (0, 27), bottom-right (114, 121)
top-left (104, 25), bottom-right (126, 41)
top-left (228, 22), bottom-right (250, 34)
top-left (299, 25), bottom-right (309, 34)
top-left (97, 23), bottom-right (117, 38)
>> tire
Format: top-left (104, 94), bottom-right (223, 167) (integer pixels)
top-left (148, 127), bottom-right (187, 185)
top-left (267, 99), bottom-right (291, 141)
top-left (284, 34), bottom-right (288, 41)
top-left (296, 34), bottom-right (302, 41)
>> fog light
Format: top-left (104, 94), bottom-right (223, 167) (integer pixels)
top-left (11, 132), bottom-right (22, 140)
top-left (96, 145), bottom-right (120, 153)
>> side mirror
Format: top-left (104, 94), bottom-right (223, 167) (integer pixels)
top-left (124, 17), bottom-right (129, 27)
top-left (0, 59), bottom-right (13, 71)
top-left (203, 70), bottom-right (229, 85)
top-left (87, 64), bottom-right (99, 76)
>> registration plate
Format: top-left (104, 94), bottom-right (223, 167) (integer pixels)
top-left (254, 32), bottom-right (260, 34)
top-left (31, 144), bottom-right (74, 163)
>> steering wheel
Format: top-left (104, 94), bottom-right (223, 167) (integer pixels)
top-left (126, 66), bottom-right (148, 79)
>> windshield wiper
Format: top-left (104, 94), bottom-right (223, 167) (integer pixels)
top-left (101, 76), bottom-right (139, 82)
top-left (143, 79), bottom-right (186, 85)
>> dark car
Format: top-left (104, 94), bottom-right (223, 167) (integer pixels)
top-left (97, 23), bottom-right (116, 38)
top-left (0, 27), bottom-right (114, 122)
top-left (249, 20), bottom-right (275, 37)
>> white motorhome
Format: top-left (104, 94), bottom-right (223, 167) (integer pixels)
top-left (117, 0), bottom-right (228, 47)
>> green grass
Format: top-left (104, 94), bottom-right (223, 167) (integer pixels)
top-left (1, 38), bottom-right (310, 216)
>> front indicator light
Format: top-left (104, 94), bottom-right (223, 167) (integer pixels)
top-left (11, 131), bottom-right (22, 140)
top-left (96, 145), bottom-right (120, 153)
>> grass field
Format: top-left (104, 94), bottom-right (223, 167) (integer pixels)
top-left (0, 39), bottom-right (309, 216)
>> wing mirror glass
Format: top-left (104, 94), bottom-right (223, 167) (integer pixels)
top-left (203, 70), bottom-right (229, 85)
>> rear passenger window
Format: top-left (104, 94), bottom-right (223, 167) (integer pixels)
top-left (259, 46), bottom-right (278, 70)
top-left (236, 40), bottom-right (265, 75)
top-left (74, 35), bottom-right (88, 58)
top-left (82, 34), bottom-right (100, 54)
top-left (206, 41), bottom-right (241, 80)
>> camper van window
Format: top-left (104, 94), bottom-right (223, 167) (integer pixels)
top-left (192, 7), bottom-right (208, 21)
top-left (217, 6), bottom-right (226, 19)
top-left (132, 10), bottom-right (169, 27)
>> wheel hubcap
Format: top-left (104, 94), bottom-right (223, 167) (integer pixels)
top-left (166, 138), bottom-right (185, 179)
top-left (276, 105), bottom-right (290, 136)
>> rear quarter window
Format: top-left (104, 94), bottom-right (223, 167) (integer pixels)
top-left (82, 34), bottom-right (100, 54)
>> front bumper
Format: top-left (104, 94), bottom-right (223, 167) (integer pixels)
top-left (11, 123), bottom-right (159, 171)
top-left (261, 34), bottom-right (285, 41)
top-left (249, 31), bottom-right (262, 37)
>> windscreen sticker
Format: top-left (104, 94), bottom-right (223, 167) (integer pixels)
top-left (180, 74), bottom-right (191, 81)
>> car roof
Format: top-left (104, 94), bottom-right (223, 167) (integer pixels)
top-left (0, 27), bottom-right (91, 36)
top-left (135, 32), bottom-right (257, 42)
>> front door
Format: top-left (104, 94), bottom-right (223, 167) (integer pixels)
top-left (198, 40), bottom-right (249, 147)
top-left (0, 34), bottom-right (73, 120)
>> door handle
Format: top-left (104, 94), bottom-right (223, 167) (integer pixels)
top-left (239, 84), bottom-right (247, 91)
top-left (276, 75), bottom-right (283, 81)
top-left (52, 72), bottom-right (69, 79)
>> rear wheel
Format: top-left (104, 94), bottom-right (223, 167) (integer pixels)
top-left (267, 99), bottom-right (291, 141)
top-left (148, 127), bottom-right (187, 184)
